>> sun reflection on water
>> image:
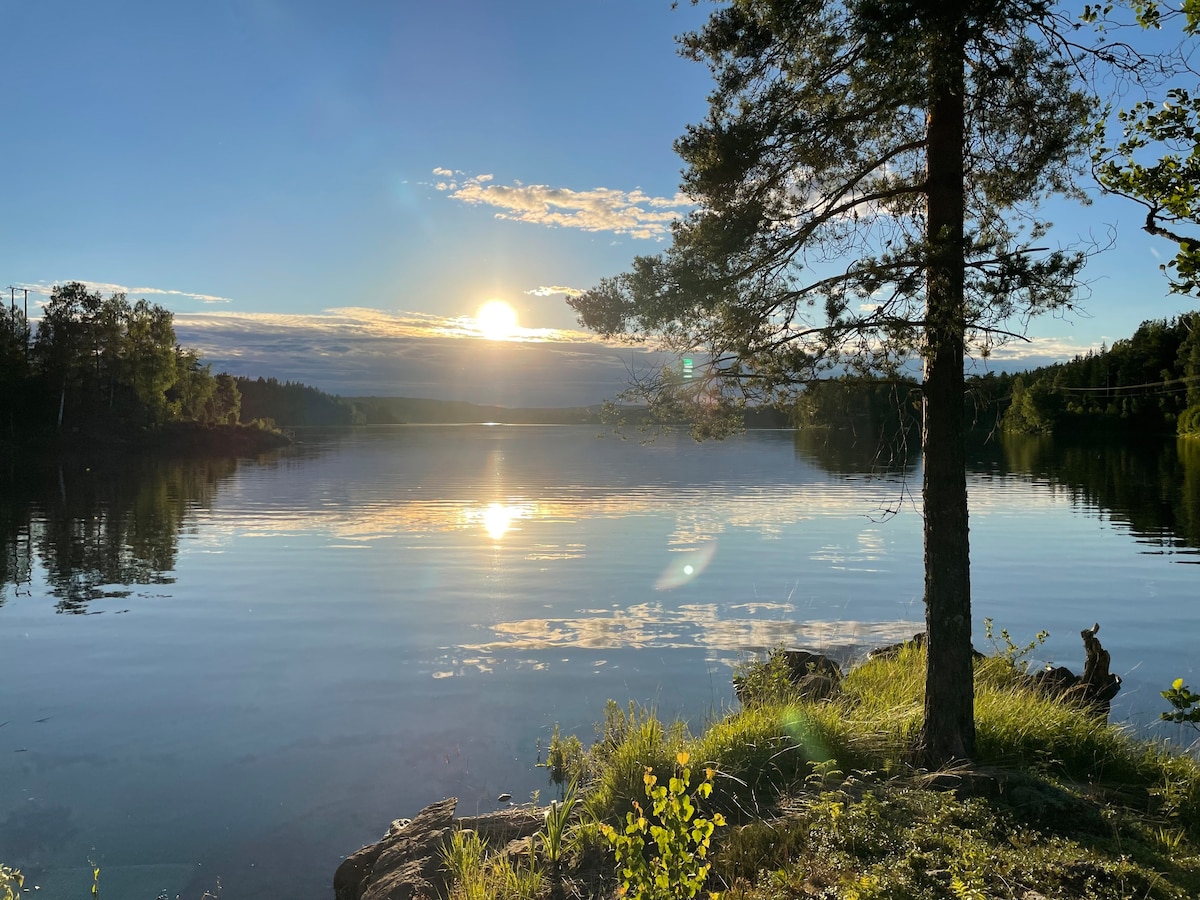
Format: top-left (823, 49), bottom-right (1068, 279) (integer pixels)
top-left (482, 503), bottom-right (515, 539)
top-left (465, 501), bottom-right (534, 540)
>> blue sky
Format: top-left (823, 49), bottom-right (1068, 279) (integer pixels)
top-left (2, 1), bottom-right (1197, 404)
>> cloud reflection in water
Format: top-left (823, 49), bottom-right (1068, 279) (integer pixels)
top-left (461, 604), bottom-right (921, 656)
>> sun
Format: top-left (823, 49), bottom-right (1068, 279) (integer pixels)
top-left (476, 299), bottom-right (519, 340)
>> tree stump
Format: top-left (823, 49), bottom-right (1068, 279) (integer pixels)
top-left (1077, 623), bottom-right (1121, 720)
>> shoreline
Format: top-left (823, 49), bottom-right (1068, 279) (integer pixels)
top-left (334, 632), bottom-right (1200, 900)
top-left (1, 421), bottom-right (292, 459)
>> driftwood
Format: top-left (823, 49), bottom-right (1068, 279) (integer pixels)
top-left (1024, 624), bottom-right (1121, 720)
top-left (1077, 623), bottom-right (1122, 719)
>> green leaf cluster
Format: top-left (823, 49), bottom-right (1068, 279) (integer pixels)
top-left (1093, 1), bottom-right (1200, 296)
top-left (1162, 678), bottom-right (1200, 727)
top-left (0, 866), bottom-right (22, 900)
top-left (600, 752), bottom-right (726, 900)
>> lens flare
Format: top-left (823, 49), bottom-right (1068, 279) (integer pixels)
top-left (654, 542), bottom-right (717, 590)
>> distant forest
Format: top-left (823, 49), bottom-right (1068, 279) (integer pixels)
top-left (791, 311), bottom-right (1200, 441)
top-left (993, 311), bottom-right (1200, 438)
top-left (234, 311), bottom-right (1200, 437)
top-left (4, 282), bottom-right (1197, 441)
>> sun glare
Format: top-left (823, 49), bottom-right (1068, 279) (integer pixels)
top-left (481, 503), bottom-right (515, 540)
top-left (476, 299), bottom-right (519, 340)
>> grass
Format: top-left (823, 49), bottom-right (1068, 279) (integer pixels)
top-left (501, 642), bottom-right (1200, 899)
top-left (440, 828), bottom-right (545, 900)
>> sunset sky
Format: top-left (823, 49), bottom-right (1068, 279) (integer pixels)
top-left (3, 1), bottom-right (1196, 405)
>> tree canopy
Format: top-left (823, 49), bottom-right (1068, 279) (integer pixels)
top-left (574, 1), bottom-right (1094, 402)
top-left (569, 0), bottom-right (1136, 765)
top-left (1000, 310), bottom-right (1200, 435)
top-left (1, 282), bottom-right (241, 440)
top-left (1095, 2), bottom-right (1200, 293)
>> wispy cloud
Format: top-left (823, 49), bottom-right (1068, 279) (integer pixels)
top-left (433, 169), bottom-right (693, 240)
top-left (967, 335), bottom-right (1097, 373)
top-left (15, 280), bottom-right (233, 304)
top-left (132, 286), bottom-right (232, 304)
top-left (525, 285), bottom-right (585, 298)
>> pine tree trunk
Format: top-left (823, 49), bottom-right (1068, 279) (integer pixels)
top-left (917, 18), bottom-right (975, 768)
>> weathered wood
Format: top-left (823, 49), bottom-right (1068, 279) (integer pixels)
top-left (1078, 623), bottom-right (1122, 720)
top-left (1026, 624), bottom-right (1121, 721)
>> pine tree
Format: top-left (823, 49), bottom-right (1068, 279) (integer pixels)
top-left (569, 0), bottom-right (1114, 765)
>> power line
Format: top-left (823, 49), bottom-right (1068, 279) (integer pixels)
top-left (1057, 372), bottom-right (1200, 394)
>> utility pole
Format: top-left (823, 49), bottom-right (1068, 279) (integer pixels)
top-left (5, 286), bottom-right (33, 358)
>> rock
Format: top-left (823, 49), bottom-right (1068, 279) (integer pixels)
top-left (1028, 665), bottom-right (1079, 696)
top-left (333, 798), bottom-right (544, 900)
top-left (779, 649), bottom-right (843, 684)
top-left (796, 672), bottom-right (839, 701)
top-left (869, 632), bottom-right (986, 663)
top-left (868, 632), bottom-right (926, 660)
top-left (734, 648), bottom-right (844, 705)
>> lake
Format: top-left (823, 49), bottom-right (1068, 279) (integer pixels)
top-left (1, 426), bottom-right (1198, 898)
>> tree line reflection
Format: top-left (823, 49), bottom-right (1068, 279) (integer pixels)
top-left (0, 455), bottom-right (237, 612)
top-left (795, 427), bottom-right (1200, 556)
top-left (1, 432), bottom-right (1197, 614)
top-left (983, 435), bottom-right (1200, 556)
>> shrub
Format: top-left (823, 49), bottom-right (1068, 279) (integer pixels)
top-left (600, 752), bottom-right (726, 900)
top-left (1, 866), bottom-right (22, 900)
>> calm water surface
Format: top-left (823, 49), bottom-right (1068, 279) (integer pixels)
top-left (1, 426), bottom-right (1197, 898)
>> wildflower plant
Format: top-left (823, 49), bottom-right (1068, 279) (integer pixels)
top-left (1162, 678), bottom-right (1200, 732)
top-left (600, 752), bottom-right (726, 900)
top-left (0, 866), bottom-right (22, 900)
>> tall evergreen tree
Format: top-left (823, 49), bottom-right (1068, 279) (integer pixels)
top-left (570, 0), bottom-right (1110, 764)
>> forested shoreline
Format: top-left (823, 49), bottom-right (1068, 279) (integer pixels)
top-left (998, 311), bottom-right (1200, 437)
top-left (0, 283), bottom-right (259, 451)
top-left (4, 283), bottom-right (1198, 444)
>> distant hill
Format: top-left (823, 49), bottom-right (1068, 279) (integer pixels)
top-left (230, 379), bottom-right (793, 429)
top-left (236, 377), bottom-right (359, 426)
top-left (232, 379), bottom-right (606, 426)
top-left (348, 396), bottom-right (603, 425)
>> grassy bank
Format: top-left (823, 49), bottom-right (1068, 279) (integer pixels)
top-left (451, 644), bottom-right (1200, 900)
